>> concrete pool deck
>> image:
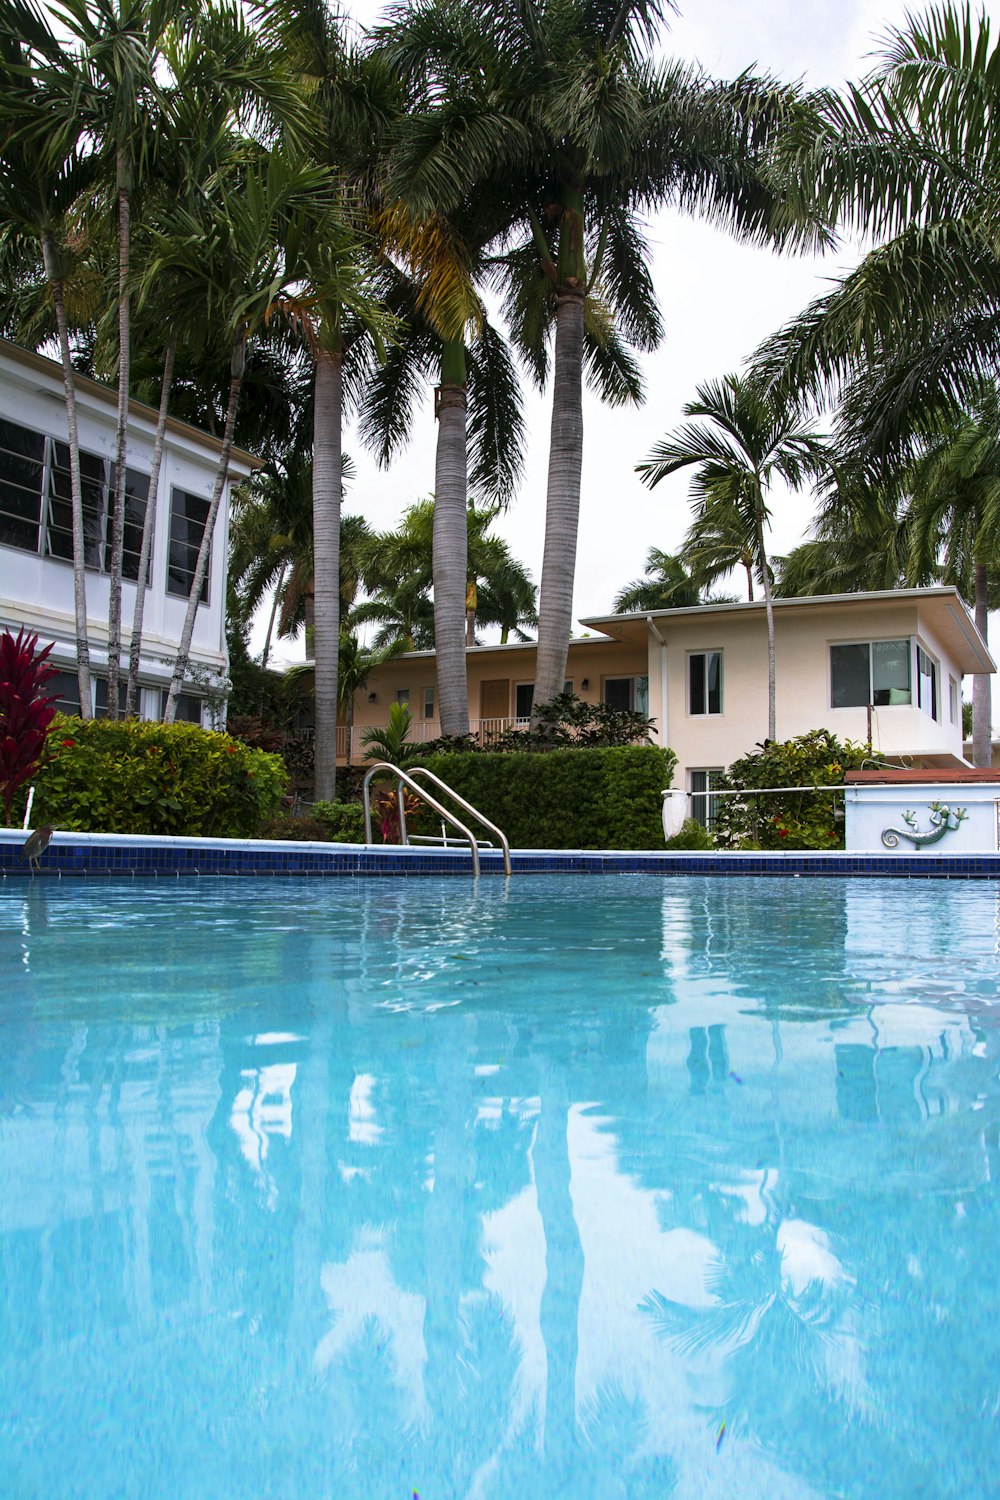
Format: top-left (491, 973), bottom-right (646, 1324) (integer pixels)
top-left (3, 828), bottom-right (1000, 878)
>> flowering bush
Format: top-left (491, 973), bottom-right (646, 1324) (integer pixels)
top-left (711, 730), bottom-right (870, 850)
top-left (0, 628), bottom-right (58, 825)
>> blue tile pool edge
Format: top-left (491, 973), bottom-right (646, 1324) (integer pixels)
top-left (2, 830), bottom-right (1000, 878)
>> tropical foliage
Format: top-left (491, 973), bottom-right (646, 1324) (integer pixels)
top-left (0, 627), bottom-right (58, 824)
top-left (711, 729), bottom-right (871, 850)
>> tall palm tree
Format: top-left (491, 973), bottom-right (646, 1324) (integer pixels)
top-left (141, 148), bottom-right (332, 724)
top-left (381, 0), bottom-right (830, 718)
top-left (906, 391), bottom-right (1000, 766)
top-left (758, 4), bottom-right (1000, 459)
top-left (682, 504), bottom-right (763, 602)
top-left (638, 374), bottom-right (830, 741)
top-left (0, 0), bottom-right (96, 714)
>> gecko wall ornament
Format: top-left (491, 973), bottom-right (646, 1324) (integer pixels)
top-left (880, 801), bottom-right (969, 849)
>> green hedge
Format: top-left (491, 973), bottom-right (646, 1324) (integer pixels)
top-left (312, 800), bottom-right (367, 843)
top-left (409, 745), bottom-right (675, 849)
top-left (25, 714), bottom-right (287, 836)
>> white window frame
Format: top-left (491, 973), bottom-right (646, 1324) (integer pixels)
top-left (687, 651), bottom-right (723, 717)
top-left (949, 675), bottom-right (959, 726)
top-left (689, 768), bottom-right (724, 829)
top-left (916, 642), bottom-right (939, 721)
top-left (167, 485), bottom-right (211, 603)
top-left (422, 686), bottom-right (434, 719)
top-left (829, 637), bottom-right (914, 710)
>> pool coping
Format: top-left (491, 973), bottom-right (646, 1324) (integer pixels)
top-left (3, 828), bottom-right (1000, 878)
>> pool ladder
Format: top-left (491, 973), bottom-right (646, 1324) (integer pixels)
top-left (362, 763), bottom-right (512, 877)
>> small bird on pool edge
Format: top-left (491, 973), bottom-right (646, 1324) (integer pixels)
top-left (21, 825), bottom-right (54, 874)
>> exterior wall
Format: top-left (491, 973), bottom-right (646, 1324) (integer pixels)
top-left (846, 781), bottom-right (1000, 853)
top-left (354, 594), bottom-right (978, 783)
top-left (662, 599), bottom-right (970, 794)
top-left (351, 637), bottom-right (649, 742)
top-left (0, 345), bottom-right (255, 724)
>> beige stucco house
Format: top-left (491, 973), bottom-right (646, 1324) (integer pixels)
top-left (348, 587), bottom-right (993, 819)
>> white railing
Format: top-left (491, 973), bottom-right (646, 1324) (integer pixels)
top-left (334, 717), bottom-right (531, 762)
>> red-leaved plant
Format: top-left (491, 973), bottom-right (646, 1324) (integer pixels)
top-left (0, 628), bottom-right (58, 825)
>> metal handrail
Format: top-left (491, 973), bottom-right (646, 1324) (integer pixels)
top-left (363, 762), bottom-right (506, 878)
top-left (405, 766), bottom-right (513, 876)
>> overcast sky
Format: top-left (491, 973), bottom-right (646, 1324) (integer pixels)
top-left (258, 0), bottom-right (981, 662)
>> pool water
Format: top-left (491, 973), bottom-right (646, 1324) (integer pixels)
top-left (1, 874), bottom-right (999, 1499)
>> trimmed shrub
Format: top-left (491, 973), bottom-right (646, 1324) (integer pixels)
top-left (313, 800), bottom-right (366, 843)
top-left (712, 729), bottom-right (870, 850)
top-left (256, 813), bottom-right (330, 842)
top-left (409, 744), bottom-right (675, 849)
top-left (25, 714), bottom-right (287, 836)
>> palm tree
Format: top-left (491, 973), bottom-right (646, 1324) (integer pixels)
top-left (683, 504), bottom-right (764, 602)
top-left (337, 630), bottom-right (405, 763)
top-left (757, 4), bottom-right (1000, 459)
top-left (638, 374), bottom-right (830, 741)
top-left (0, 0), bottom-right (97, 715)
top-left (612, 549), bottom-right (704, 613)
top-left (360, 197), bottom-right (526, 736)
top-left (142, 148), bottom-right (332, 724)
top-left (905, 391), bottom-right (1000, 766)
top-left (381, 0), bottom-right (830, 718)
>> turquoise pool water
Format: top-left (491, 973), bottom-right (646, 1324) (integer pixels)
top-left (1, 874), bottom-right (998, 1499)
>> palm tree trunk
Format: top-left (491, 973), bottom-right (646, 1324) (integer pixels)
top-left (163, 338), bottom-right (243, 723)
top-left (260, 561), bottom-right (286, 674)
top-left (744, 559), bottom-right (754, 602)
top-left (434, 339), bottom-right (470, 736)
top-left (756, 505), bottom-right (777, 742)
top-left (312, 349), bottom-right (343, 802)
top-left (42, 229), bottom-right (92, 719)
top-left (972, 561), bottom-right (991, 767)
top-left (533, 289), bottom-right (585, 718)
top-left (106, 167), bottom-right (131, 719)
top-left (125, 333), bottom-right (176, 718)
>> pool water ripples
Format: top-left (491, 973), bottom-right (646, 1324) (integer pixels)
top-left (1, 874), bottom-right (999, 1499)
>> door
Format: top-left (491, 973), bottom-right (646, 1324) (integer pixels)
top-left (479, 680), bottom-right (510, 741)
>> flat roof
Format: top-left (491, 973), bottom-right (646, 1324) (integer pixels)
top-left (582, 587), bottom-right (995, 675)
top-left (0, 338), bottom-right (262, 471)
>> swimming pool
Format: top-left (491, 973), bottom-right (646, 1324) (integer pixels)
top-left (1, 874), bottom-right (998, 1499)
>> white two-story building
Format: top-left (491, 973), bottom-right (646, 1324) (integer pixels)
top-left (0, 339), bottom-right (259, 725)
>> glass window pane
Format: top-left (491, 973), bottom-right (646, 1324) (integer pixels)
top-left (160, 689), bottom-right (202, 724)
top-left (831, 643), bottom-right (871, 707)
top-left (689, 655), bottom-right (705, 715)
top-left (918, 647), bottom-right (938, 719)
top-left (603, 677), bottom-right (632, 711)
top-left (635, 675), bottom-right (649, 716)
top-left (706, 653), bottom-right (721, 715)
top-left (168, 488), bottom-right (210, 601)
top-left (109, 466), bottom-right (150, 582)
top-left (49, 669), bottom-right (82, 715)
top-left (0, 419), bottom-right (44, 552)
top-left (515, 683), bottom-right (533, 719)
top-left (423, 687), bottom-right (434, 719)
top-left (48, 443), bottom-right (106, 567)
top-left (690, 768), bottom-right (723, 829)
top-left (872, 639), bottom-right (911, 705)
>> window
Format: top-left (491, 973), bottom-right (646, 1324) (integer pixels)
top-left (688, 653), bottom-right (722, 716)
top-left (0, 418), bottom-right (45, 552)
top-left (49, 669), bottom-right (82, 715)
top-left (949, 675), bottom-right (959, 726)
top-left (0, 418), bottom-right (150, 581)
top-left (830, 639), bottom-right (911, 708)
top-left (167, 487), bottom-right (210, 601)
top-left (422, 687), bottom-right (435, 719)
top-left (603, 675), bottom-right (648, 714)
top-left (159, 689), bottom-right (203, 724)
top-left (690, 769), bottom-right (723, 830)
top-left (396, 688), bottom-right (410, 706)
top-left (515, 681), bottom-right (573, 720)
top-left (917, 645), bottom-right (938, 720)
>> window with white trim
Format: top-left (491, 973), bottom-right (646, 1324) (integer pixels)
top-left (167, 487), bottom-right (210, 601)
top-left (917, 645), bottom-right (938, 720)
top-left (0, 416), bottom-right (150, 580)
top-left (603, 675), bottom-right (648, 713)
top-left (688, 652), bottom-right (722, 716)
top-left (949, 675), bottom-right (959, 725)
top-left (830, 639), bottom-right (911, 708)
top-left (690, 768), bottom-right (723, 830)
top-left (159, 688), bottom-right (203, 724)
top-left (422, 687), bottom-right (434, 719)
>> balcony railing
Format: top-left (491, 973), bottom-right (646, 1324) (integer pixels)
top-left (334, 717), bottom-right (530, 762)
